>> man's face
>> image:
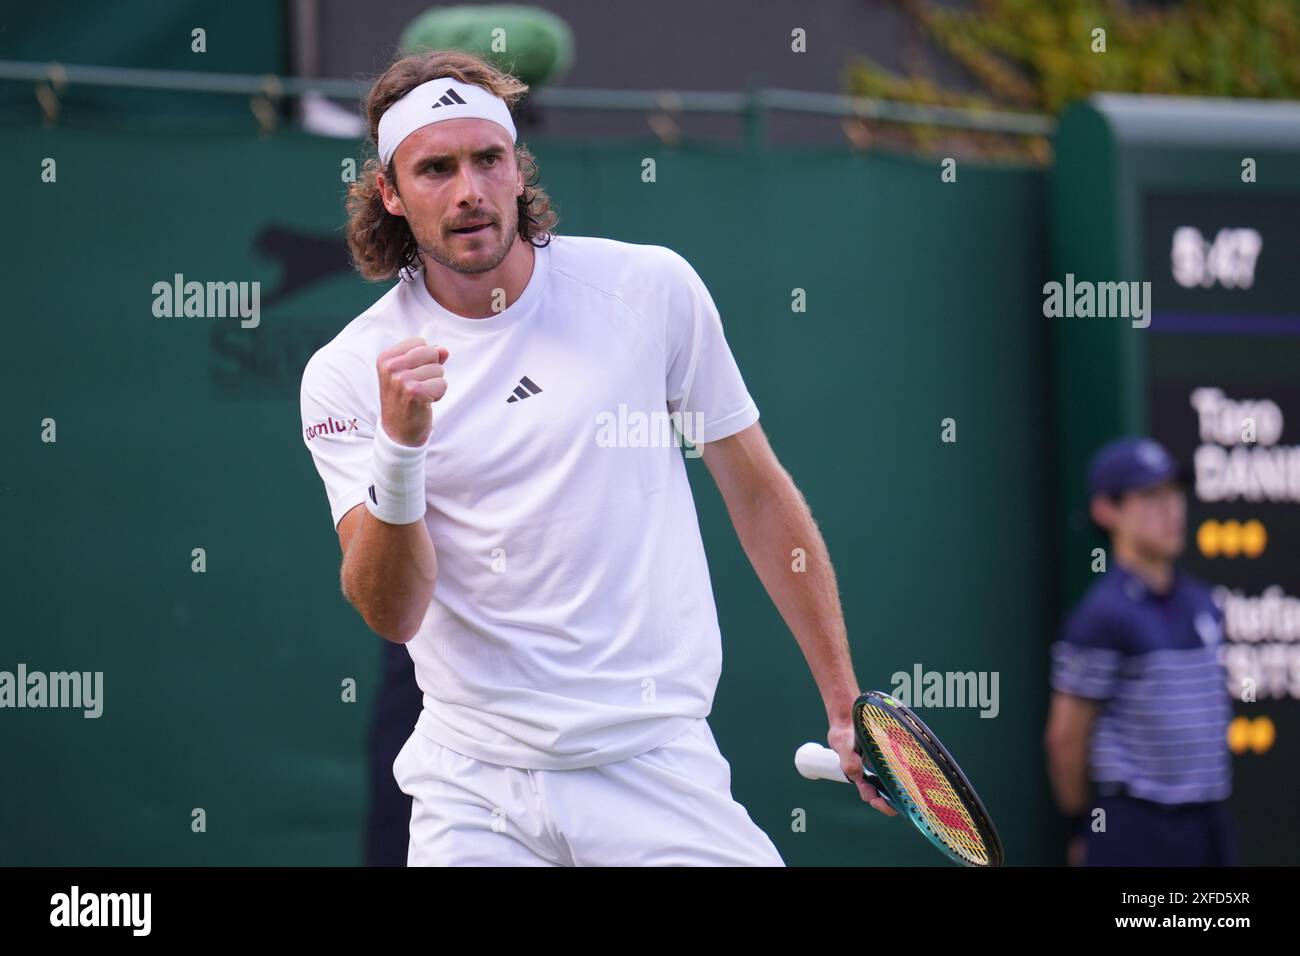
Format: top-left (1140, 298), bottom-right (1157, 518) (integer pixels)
top-left (1098, 480), bottom-right (1188, 561)
top-left (380, 118), bottom-right (523, 275)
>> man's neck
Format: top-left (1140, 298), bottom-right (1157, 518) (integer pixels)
top-left (423, 237), bottom-right (535, 319)
top-left (1112, 544), bottom-right (1175, 596)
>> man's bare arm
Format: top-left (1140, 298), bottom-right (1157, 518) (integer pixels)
top-left (701, 422), bottom-right (892, 815)
top-left (701, 423), bottom-right (858, 721)
top-left (1044, 691), bottom-right (1100, 815)
top-left (332, 336), bottom-right (449, 644)
top-left (336, 504), bottom-right (437, 643)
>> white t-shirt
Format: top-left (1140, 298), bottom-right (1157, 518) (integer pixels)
top-left (299, 234), bottom-right (760, 769)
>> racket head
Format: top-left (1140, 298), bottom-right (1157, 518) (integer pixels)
top-left (853, 691), bottom-right (1004, 867)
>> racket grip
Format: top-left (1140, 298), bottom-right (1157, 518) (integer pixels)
top-left (795, 742), bottom-right (852, 782)
top-left (794, 743), bottom-right (896, 808)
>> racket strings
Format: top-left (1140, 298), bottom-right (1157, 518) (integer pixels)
top-left (859, 704), bottom-right (991, 866)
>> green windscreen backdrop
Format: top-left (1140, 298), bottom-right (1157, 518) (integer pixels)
top-left (0, 118), bottom-right (1057, 865)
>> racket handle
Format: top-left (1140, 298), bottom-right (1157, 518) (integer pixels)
top-left (795, 742), bottom-right (852, 782)
top-left (794, 743), bottom-right (895, 808)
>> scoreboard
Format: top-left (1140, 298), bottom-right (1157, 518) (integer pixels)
top-left (1053, 95), bottom-right (1300, 864)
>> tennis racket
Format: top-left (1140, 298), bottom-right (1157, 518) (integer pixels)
top-left (795, 690), bottom-right (1004, 867)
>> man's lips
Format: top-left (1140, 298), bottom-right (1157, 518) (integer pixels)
top-left (450, 221), bottom-right (493, 235)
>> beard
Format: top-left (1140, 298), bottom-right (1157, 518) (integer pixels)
top-left (415, 208), bottom-right (517, 276)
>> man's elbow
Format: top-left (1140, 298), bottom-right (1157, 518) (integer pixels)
top-left (358, 595), bottom-right (423, 647)
top-left (729, 470), bottom-right (796, 527)
top-left (340, 574), bottom-right (426, 644)
top-left (359, 603), bottom-right (422, 644)
top-left (378, 623), bottom-right (419, 644)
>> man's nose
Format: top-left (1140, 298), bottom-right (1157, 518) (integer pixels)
top-left (453, 163), bottom-right (485, 203)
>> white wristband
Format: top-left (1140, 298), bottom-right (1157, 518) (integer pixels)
top-left (365, 423), bottom-right (428, 525)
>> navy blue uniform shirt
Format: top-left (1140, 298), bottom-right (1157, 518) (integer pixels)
top-left (1051, 563), bottom-right (1233, 804)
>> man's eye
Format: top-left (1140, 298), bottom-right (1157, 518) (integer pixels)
top-left (482, 154), bottom-right (499, 166)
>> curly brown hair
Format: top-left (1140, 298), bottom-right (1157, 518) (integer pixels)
top-left (345, 50), bottom-right (558, 281)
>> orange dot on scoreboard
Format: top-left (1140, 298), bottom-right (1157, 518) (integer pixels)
top-left (1241, 520), bottom-right (1267, 558)
top-left (1227, 716), bottom-right (1251, 753)
top-left (1197, 520), bottom-right (1220, 558)
top-left (1219, 520), bottom-right (1241, 558)
top-left (1250, 716), bottom-right (1276, 753)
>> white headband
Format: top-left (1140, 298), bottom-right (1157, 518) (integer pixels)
top-left (377, 77), bottom-right (518, 167)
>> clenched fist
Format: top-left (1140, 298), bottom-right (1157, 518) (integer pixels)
top-left (376, 337), bottom-right (450, 447)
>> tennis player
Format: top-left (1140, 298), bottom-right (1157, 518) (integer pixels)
top-left (300, 49), bottom-right (892, 867)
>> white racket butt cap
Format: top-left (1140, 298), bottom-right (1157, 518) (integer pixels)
top-left (794, 742), bottom-right (850, 783)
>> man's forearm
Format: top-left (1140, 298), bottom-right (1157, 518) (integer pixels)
top-left (1045, 741), bottom-right (1091, 815)
top-left (724, 473), bottom-right (860, 725)
top-left (341, 509), bottom-right (439, 643)
top-left (1044, 694), bottom-right (1098, 816)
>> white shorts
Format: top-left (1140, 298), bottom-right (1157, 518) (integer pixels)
top-left (393, 717), bottom-right (785, 866)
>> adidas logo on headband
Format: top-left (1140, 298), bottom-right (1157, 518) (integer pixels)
top-left (429, 88), bottom-right (468, 109)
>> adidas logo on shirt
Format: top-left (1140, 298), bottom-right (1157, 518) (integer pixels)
top-left (506, 376), bottom-right (543, 403)
top-left (430, 88), bottom-right (468, 109)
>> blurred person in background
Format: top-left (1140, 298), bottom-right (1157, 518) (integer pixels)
top-left (1045, 437), bottom-right (1236, 866)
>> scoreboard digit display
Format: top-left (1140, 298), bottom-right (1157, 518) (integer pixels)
top-left (1053, 96), bottom-right (1300, 864)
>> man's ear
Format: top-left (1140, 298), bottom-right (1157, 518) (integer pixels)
top-left (1090, 492), bottom-right (1118, 532)
top-left (377, 169), bottom-right (406, 218)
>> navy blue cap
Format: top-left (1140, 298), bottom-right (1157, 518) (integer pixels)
top-left (1087, 437), bottom-right (1183, 496)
